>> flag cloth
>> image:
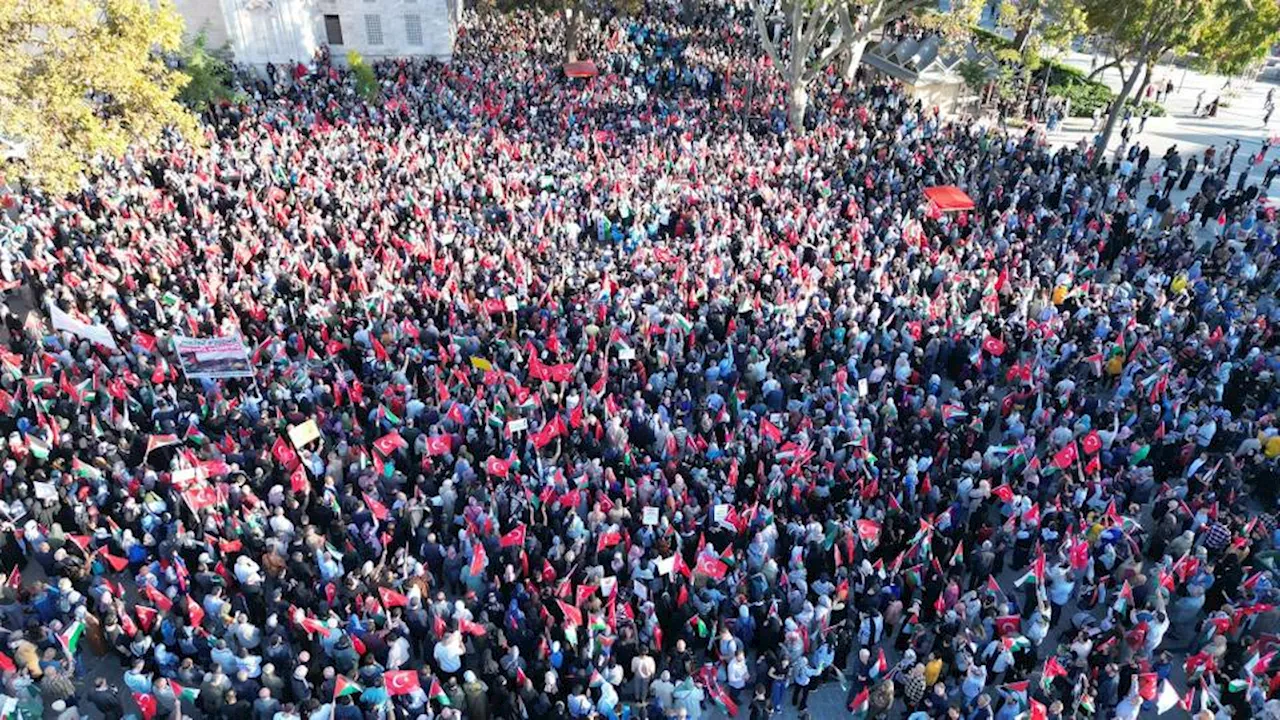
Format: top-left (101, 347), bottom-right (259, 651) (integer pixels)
top-left (373, 431), bottom-right (406, 456)
top-left (557, 599), bottom-right (584, 627)
top-left (500, 524), bottom-right (527, 548)
top-left (384, 670), bottom-right (421, 696)
top-left (470, 543), bottom-right (488, 577)
top-left (169, 680), bottom-right (199, 703)
top-left (59, 620), bottom-right (85, 656)
top-left (1052, 442), bottom-right (1078, 469)
top-left (1157, 680), bottom-right (1182, 714)
top-left (133, 693), bottom-right (157, 720)
top-left (429, 677), bottom-right (452, 706)
top-left (1138, 673), bottom-right (1159, 700)
top-left (363, 492), bottom-right (389, 521)
top-left (145, 433), bottom-right (181, 456)
top-left (379, 587), bottom-right (409, 608)
top-left (334, 675), bottom-right (362, 699)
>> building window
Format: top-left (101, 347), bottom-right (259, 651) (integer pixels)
top-left (324, 14), bottom-right (344, 45)
top-left (405, 14), bottom-right (423, 46)
top-left (364, 14), bottom-right (383, 45)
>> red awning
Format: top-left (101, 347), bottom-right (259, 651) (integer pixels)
top-left (563, 61), bottom-right (599, 78)
top-left (923, 185), bottom-right (975, 212)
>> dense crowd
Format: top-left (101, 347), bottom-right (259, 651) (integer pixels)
top-left (1, 1), bottom-right (1280, 719)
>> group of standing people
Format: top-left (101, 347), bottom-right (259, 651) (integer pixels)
top-left (0, 1), bottom-right (1279, 720)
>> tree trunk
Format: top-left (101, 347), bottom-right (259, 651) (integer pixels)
top-left (1086, 59), bottom-right (1121, 82)
top-left (787, 84), bottom-right (810, 131)
top-left (1013, 22), bottom-right (1033, 53)
top-left (1134, 61), bottom-right (1155, 105)
top-left (563, 6), bottom-right (581, 62)
top-left (1092, 60), bottom-right (1144, 168)
top-left (841, 37), bottom-right (869, 84)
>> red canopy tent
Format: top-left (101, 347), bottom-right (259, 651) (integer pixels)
top-left (923, 185), bottom-right (975, 212)
top-left (563, 61), bottom-right (599, 78)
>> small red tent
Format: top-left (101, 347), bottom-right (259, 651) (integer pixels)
top-left (563, 61), bottom-right (599, 78)
top-left (923, 185), bottom-right (975, 212)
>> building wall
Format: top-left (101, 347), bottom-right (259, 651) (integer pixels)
top-left (173, 0), bottom-right (454, 67)
top-left (318, 0), bottom-right (454, 61)
top-left (172, 0), bottom-right (232, 48)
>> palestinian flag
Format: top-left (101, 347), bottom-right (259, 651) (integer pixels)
top-left (59, 620), bottom-right (85, 656)
top-left (378, 405), bottom-right (402, 425)
top-left (72, 458), bottom-right (102, 481)
top-left (334, 674), bottom-right (362, 699)
top-left (26, 435), bottom-right (50, 460)
top-left (429, 677), bottom-right (452, 706)
top-left (184, 424), bottom-right (208, 445)
top-left (169, 680), bottom-right (199, 703)
top-left (145, 434), bottom-right (181, 456)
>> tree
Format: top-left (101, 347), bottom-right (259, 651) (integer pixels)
top-left (178, 31), bottom-right (235, 111)
top-left (0, 0), bottom-right (196, 194)
top-left (1079, 0), bottom-right (1211, 166)
top-left (751, 0), bottom-right (856, 129)
top-left (1190, 0), bottom-right (1280, 77)
top-left (347, 50), bottom-right (380, 102)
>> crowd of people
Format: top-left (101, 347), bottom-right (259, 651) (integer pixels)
top-left (1, 1), bottom-right (1280, 719)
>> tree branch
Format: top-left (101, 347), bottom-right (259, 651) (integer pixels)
top-left (751, 0), bottom-right (785, 76)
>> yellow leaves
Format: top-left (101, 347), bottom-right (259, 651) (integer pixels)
top-left (0, 0), bottom-right (197, 194)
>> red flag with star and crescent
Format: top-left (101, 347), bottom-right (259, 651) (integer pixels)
top-left (384, 670), bottom-right (421, 696)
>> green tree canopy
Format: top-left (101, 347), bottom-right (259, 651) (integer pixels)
top-left (0, 0), bottom-right (197, 193)
top-left (1190, 0), bottom-right (1280, 77)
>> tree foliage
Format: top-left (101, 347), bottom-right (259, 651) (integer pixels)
top-left (0, 0), bottom-right (196, 194)
top-left (178, 31), bottom-right (235, 111)
top-left (1078, 0), bottom-right (1212, 163)
top-left (347, 50), bottom-right (380, 102)
top-left (1190, 0), bottom-right (1280, 77)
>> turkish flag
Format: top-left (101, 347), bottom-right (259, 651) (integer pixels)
top-left (500, 524), bottom-right (527, 549)
top-left (373, 431), bottom-right (406, 456)
top-left (993, 615), bottom-right (1022, 636)
top-left (459, 618), bottom-right (488, 637)
top-left (485, 456), bottom-right (511, 477)
top-left (695, 554), bottom-right (728, 579)
top-left (1080, 430), bottom-right (1102, 455)
top-left (557, 599), bottom-right (584, 627)
top-left (383, 670), bottom-right (421, 696)
top-left (596, 530), bottom-right (622, 554)
top-left (1029, 699), bottom-right (1046, 720)
top-left (759, 418), bottom-right (783, 443)
top-left (363, 493), bottom-right (389, 521)
top-left (379, 587), bottom-right (409, 608)
top-left (982, 336), bottom-right (1006, 356)
top-left (1137, 673), bottom-right (1159, 700)
top-left (566, 585), bottom-right (593, 610)
top-left (97, 546), bottom-right (129, 572)
top-left (186, 595), bottom-right (205, 628)
top-left (134, 693), bottom-right (158, 720)
top-left (1085, 455), bottom-right (1101, 475)
top-left (272, 436), bottom-right (299, 470)
top-left (1052, 442), bottom-right (1078, 470)
top-left (855, 519), bottom-right (881, 542)
top-left (992, 485), bottom-right (1014, 503)
top-left (291, 465), bottom-right (309, 493)
top-left (469, 543), bottom-right (487, 577)
top-left (425, 434), bottom-right (452, 456)
top-left (135, 605), bottom-right (158, 632)
top-left (143, 585), bottom-right (173, 613)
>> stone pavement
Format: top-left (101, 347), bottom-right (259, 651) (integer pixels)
top-left (1043, 49), bottom-right (1280, 189)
